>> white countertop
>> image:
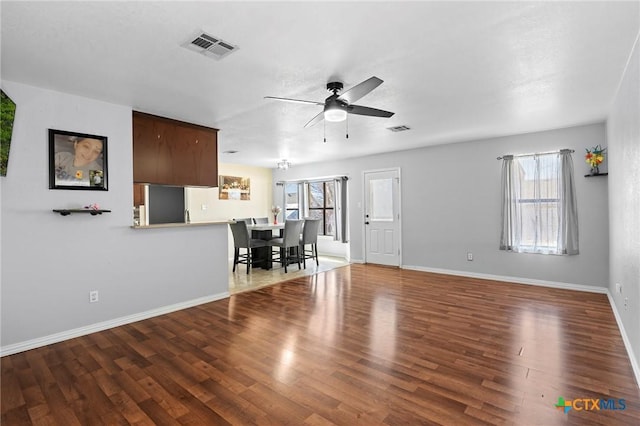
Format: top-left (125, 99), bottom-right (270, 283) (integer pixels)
top-left (132, 220), bottom-right (230, 229)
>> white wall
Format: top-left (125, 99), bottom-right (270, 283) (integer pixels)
top-left (274, 123), bottom-right (610, 289)
top-left (187, 163), bottom-right (273, 223)
top-left (186, 163), bottom-right (274, 257)
top-left (608, 33), bottom-right (640, 374)
top-left (0, 81), bottom-right (229, 352)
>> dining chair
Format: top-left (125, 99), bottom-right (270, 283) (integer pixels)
top-left (233, 218), bottom-right (252, 225)
top-left (300, 218), bottom-right (321, 268)
top-left (229, 221), bottom-right (267, 274)
top-left (268, 220), bottom-right (303, 273)
top-left (253, 217), bottom-right (269, 224)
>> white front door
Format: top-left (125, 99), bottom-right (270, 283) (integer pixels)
top-left (364, 169), bottom-right (401, 266)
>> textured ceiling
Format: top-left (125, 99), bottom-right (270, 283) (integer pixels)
top-left (1, 1), bottom-right (638, 168)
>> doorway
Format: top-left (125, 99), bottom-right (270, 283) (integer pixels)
top-left (363, 168), bottom-right (401, 267)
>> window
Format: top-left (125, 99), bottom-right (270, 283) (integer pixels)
top-left (282, 177), bottom-right (348, 242)
top-left (500, 151), bottom-right (579, 255)
top-left (308, 181), bottom-right (335, 236)
top-left (284, 183), bottom-right (299, 220)
top-left (517, 155), bottom-right (559, 251)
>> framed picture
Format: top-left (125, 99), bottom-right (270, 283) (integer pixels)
top-left (1, 89), bottom-right (16, 177)
top-left (218, 175), bottom-right (250, 200)
top-left (49, 129), bottom-right (108, 190)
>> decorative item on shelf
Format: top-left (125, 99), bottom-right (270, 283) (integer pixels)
top-left (271, 205), bottom-right (282, 224)
top-left (84, 203), bottom-right (100, 210)
top-left (277, 159), bottom-right (291, 170)
top-left (585, 144), bottom-right (606, 175)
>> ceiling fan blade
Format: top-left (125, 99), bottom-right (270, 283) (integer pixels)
top-left (337, 76), bottom-right (383, 104)
top-left (264, 96), bottom-right (324, 106)
top-left (304, 111), bottom-right (325, 128)
top-left (348, 104), bottom-right (395, 118)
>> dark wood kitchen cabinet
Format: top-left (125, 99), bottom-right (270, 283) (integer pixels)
top-left (133, 111), bottom-right (218, 187)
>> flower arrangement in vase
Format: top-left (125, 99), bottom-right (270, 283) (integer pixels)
top-left (585, 145), bottom-right (606, 175)
top-left (271, 205), bottom-right (281, 224)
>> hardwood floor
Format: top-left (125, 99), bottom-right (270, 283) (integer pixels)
top-left (2, 265), bottom-right (639, 425)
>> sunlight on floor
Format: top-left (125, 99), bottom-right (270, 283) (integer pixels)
top-left (229, 255), bottom-right (350, 294)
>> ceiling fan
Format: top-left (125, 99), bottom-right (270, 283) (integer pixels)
top-left (265, 76), bottom-right (394, 128)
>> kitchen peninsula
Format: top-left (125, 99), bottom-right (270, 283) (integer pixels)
top-left (131, 220), bottom-right (229, 229)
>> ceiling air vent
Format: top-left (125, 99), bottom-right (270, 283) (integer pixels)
top-left (387, 125), bottom-right (411, 132)
top-left (182, 31), bottom-right (238, 60)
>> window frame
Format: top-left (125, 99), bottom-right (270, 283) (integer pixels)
top-left (308, 181), bottom-right (335, 236)
top-left (516, 197), bottom-right (561, 253)
top-left (284, 182), bottom-right (300, 220)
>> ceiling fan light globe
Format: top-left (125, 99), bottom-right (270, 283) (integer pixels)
top-left (324, 108), bottom-right (347, 122)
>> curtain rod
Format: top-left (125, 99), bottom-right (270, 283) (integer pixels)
top-left (497, 149), bottom-right (574, 160)
top-left (276, 175), bottom-right (348, 185)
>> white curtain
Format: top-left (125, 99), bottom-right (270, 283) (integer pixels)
top-left (558, 150), bottom-right (579, 254)
top-left (299, 182), bottom-right (309, 219)
top-left (499, 155), bottom-right (520, 251)
top-left (334, 177), bottom-right (348, 243)
top-left (500, 150), bottom-right (578, 255)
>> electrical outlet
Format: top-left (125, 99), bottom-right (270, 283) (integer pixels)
top-left (89, 290), bottom-right (99, 303)
top-left (467, 252), bottom-right (473, 261)
top-left (201, 204), bottom-right (207, 210)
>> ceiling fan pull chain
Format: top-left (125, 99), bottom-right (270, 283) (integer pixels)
top-left (346, 115), bottom-right (349, 139)
top-left (324, 120), bottom-right (327, 143)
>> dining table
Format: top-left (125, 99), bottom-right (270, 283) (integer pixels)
top-left (248, 223), bottom-right (285, 232)
top-left (247, 223), bottom-right (285, 269)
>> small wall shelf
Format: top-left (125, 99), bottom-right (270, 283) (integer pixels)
top-left (584, 173), bottom-right (608, 178)
top-left (53, 209), bottom-right (112, 216)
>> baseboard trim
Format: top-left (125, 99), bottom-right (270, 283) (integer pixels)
top-left (606, 291), bottom-right (640, 388)
top-left (402, 265), bottom-right (608, 294)
top-left (0, 292), bottom-right (229, 357)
